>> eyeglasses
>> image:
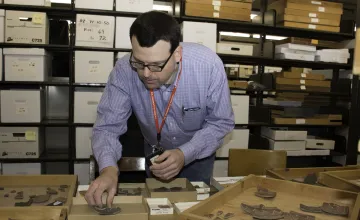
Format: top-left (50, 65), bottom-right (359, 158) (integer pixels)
top-left (129, 51), bottom-right (174, 72)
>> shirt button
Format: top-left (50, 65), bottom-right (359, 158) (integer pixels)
top-left (173, 137), bottom-right (176, 140)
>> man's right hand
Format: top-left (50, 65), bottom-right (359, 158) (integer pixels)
top-left (85, 166), bottom-right (118, 207)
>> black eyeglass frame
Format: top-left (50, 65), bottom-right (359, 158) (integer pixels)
top-left (129, 50), bottom-right (175, 72)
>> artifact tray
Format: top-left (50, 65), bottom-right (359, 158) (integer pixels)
top-left (179, 175), bottom-right (360, 220)
top-left (0, 175), bottom-right (77, 213)
top-left (266, 166), bottom-right (360, 184)
top-left (0, 207), bottom-right (67, 220)
top-left (319, 169), bottom-right (360, 193)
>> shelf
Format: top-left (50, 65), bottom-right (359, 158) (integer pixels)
top-left (0, 43), bottom-right (71, 51)
top-left (0, 119), bottom-right (70, 127)
top-left (74, 46), bottom-right (131, 52)
top-left (0, 149), bottom-right (70, 163)
top-left (73, 8), bottom-right (141, 17)
top-left (0, 81), bottom-right (70, 86)
top-left (235, 122), bottom-right (343, 127)
top-left (264, 90), bottom-right (351, 98)
top-left (218, 54), bottom-right (352, 69)
top-left (181, 16), bottom-right (355, 41)
top-left (73, 83), bottom-right (106, 88)
top-left (73, 123), bottom-right (94, 127)
top-left (0, 4), bottom-right (73, 14)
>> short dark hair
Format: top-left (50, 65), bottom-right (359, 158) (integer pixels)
top-left (129, 11), bottom-right (181, 53)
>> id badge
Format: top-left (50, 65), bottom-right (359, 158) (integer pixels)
top-left (146, 145), bottom-right (164, 167)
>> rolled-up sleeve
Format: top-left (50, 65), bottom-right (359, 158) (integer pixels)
top-left (92, 63), bottom-right (132, 172)
top-left (179, 56), bottom-right (235, 166)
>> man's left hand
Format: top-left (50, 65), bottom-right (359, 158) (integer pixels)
top-left (150, 149), bottom-right (185, 180)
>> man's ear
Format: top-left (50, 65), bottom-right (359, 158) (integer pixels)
top-left (174, 45), bottom-right (183, 63)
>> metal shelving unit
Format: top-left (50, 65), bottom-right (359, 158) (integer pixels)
top-left (0, 0), bottom-right (359, 174)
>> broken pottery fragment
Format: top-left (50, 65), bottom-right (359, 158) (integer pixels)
top-left (255, 186), bottom-right (277, 199)
top-left (321, 203), bottom-right (349, 217)
top-left (203, 213), bottom-right (214, 219)
top-left (223, 212), bottom-right (235, 219)
top-left (241, 203), bottom-right (284, 220)
top-left (283, 211), bottom-right (315, 220)
top-left (299, 204), bottom-right (322, 213)
top-left (33, 194), bottom-right (51, 203)
top-left (93, 205), bottom-right (121, 215)
top-left (15, 198), bottom-right (33, 207)
top-left (303, 173), bottom-right (318, 185)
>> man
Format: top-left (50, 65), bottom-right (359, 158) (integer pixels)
top-left (85, 11), bottom-right (234, 207)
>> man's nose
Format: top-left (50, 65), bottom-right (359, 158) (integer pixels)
top-left (143, 66), bottom-right (152, 78)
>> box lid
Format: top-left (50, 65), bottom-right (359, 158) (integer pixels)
top-left (4, 48), bottom-right (47, 56)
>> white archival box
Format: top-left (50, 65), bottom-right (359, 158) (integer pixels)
top-left (181, 21), bottom-right (217, 52)
top-left (231, 95), bottom-right (249, 124)
top-left (75, 51), bottom-right (114, 83)
top-left (0, 127), bottom-right (43, 159)
top-left (4, 0), bottom-right (47, 6)
top-left (216, 129), bottom-right (249, 157)
top-left (75, 0), bottom-right (114, 11)
top-left (0, 90), bottom-right (43, 123)
top-left (75, 14), bottom-right (115, 48)
top-left (76, 127), bottom-right (93, 158)
top-left (0, 10), bottom-right (5, 43)
top-left (4, 48), bottom-right (51, 82)
top-left (74, 91), bottom-right (103, 123)
top-left (5, 10), bottom-right (49, 44)
top-left (116, 0), bottom-right (153, 13)
top-left (115, 17), bottom-right (136, 49)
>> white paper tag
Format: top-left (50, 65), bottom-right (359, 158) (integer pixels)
top-left (311, 18), bottom-right (319, 23)
top-left (88, 60), bottom-right (100, 74)
top-left (311, 1), bottom-right (322, 5)
top-left (308, 24), bottom-right (316, 29)
top-left (301, 73), bottom-right (307, 78)
top-left (16, 106), bottom-right (28, 115)
top-left (301, 85), bottom-right (306, 90)
top-left (318, 7), bottom-right (325, 12)
top-left (213, 12), bottom-right (219, 18)
top-left (309, 13), bottom-right (317, 18)
top-left (296, 119), bottom-right (306, 124)
top-left (214, 5), bottom-right (220, 11)
top-left (300, 80), bottom-right (306, 84)
top-left (212, 0), bottom-right (221, 6)
top-left (76, 16), bottom-right (113, 43)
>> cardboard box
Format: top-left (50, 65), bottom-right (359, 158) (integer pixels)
top-left (211, 176), bottom-right (247, 190)
top-left (75, 51), bottom-right (114, 83)
top-left (75, 127), bottom-right (93, 158)
top-left (4, 48), bottom-right (51, 82)
top-left (70, 196), bottom-right (148, 220)
top-left (116, 0), bottom-right (153, 13)
top-left (267, 138), bottom-right (306, 151)
top-left (306, 136), bottom-right (335, 150)
top-left (277, 14), bottom-right (340, 26)
top-left (186, 0), bottom-right (252, 9)
top-left (75, 0), bottom-right (114, 10)
top-left (0, 90), bottom-right (44, 123)
top-left (283, 8), bottom-right (341, 20)
top-left (5, 10), bottom-right (49, 44)
top-left (281, 21), bottom-right (340, 32)
top-left (186, 2), bottom-right (251, 14)
top-left (217, 42), bottom-right (253, 56)
top-left (4, 0), bottom-right (47, 6)
top-left (74, 91), bottom-right (103, 123)
top-left (115, 17), bottom-right (136, 49)
top-left (1, 207), bottom-right (67, 220)
top-left (319, 170), bottom-right (360, 193)
top-left (0, 127), bottom-right (43, 158)
top-left (174, 202), bottom-right (199, 214)
top-left (228, 80), bottom-right (248, 89)
top-left (216, 129), bottom-right (249, 157)
top-left (261, 127), bottom-right (307, 141)
top-left (274, 71), bottom-right (325, 80)
top-left (181, 175), bottom-right (360, 220)
top-left (75, 14), bottom-right (115, 48)
top-left (181, 21), bottom-right (217, 52)
top-left (74, 163), bottom-right (90, 185)
top-left (0, 175), bottom-right (77, 214)
top-left (268, 0), bottom-right (343, 15)
top-left (146, 178), bottom-right (197, 203)
top-left (276, 77), bottom-right (331, 87)
top-left (276, 37), bottom-right (341, 49)
top-left (2, 163), bottom-right (41, 174)
top-left (231, 95), bottom-right (249, 124)
top-left (0, 10), bottom-right (4, 43)
top-left (275, 52), bottom-right (315, 61)
top-left (191, 182), bottom-right (210, 200)
top-left (185, 7), bottom-right (251, 22)
top-left (276, 43), bottom-right (316, 52)
top-left (273, 117), bottom-right (342, 125)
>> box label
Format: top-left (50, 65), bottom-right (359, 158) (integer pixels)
top-left (309, 13), bottom-right (317, 18)
top-left (32, 13), bottom-right (45, 25)
top-left (308, 24), bottom-right (316, 29)
top-left (88, 60), bottom-right (100, 74)
top-left (300, 80), bottom-right (305, 84)
top-left (25, 131), bottom-right (37, 141)
top-left (213, 12), bottom-right (219, 18)
top-left (301, 73), bottom-right (307, 78)
top-left (212, 0), bottom-right (221, 6)
top-left (214, 5), bottom-right (220, 11)
top-left (311, 18), bottom-right (319, 23)
top-left (16, 106), bottom-right (28, 115)
top-left (77, 16), bottom-right (113, 43)
top-left (300, 85), bottom-right (306, 90)
top-left (311, 1), bottom-right (321, 5)
top-left (311, 39), bottom-right (319, 44)
top-left (318, 7), bottom-right (325, 12)
top-left (12, 60), bottom-right (37, 76)
top-left (296, 119), bottom-right (306, 124)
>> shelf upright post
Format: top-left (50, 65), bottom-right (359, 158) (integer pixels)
top-left (330, 69), bottom-right (340, 108)
top-left (174, 0), bottom-right (182, 17)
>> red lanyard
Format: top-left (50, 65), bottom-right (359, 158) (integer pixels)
top-left (150, 59), bottom-right (183, 144)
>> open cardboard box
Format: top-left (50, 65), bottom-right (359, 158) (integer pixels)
top-left (180, 175), bottom-right (360, 220)
top-left (76, 183), bottom-right (149, 198)
top-left (319, 169), bottom-right (360, 193)
top-left (146, 178), bottom-right (197, 203)
top-left (0, 207), bottom-right (67, 220)
top-left (0, 175), bottom-right (77, 214)
top-left (266, 166), bottom-right (360, 181)
top-left (191, 182), bottom-right (210, 200)
top-left (69, 195), bottom-right (148, 220)
top-left (146, 198), bottom-right (175, 220)
top-left (174, 202), bottom-right (199, 214)
top-left (211, 176), bottom-right (247, 190)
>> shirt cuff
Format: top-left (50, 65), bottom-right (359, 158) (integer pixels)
top-left (179, 142), bottom-right (197, 166)
top-left (97, 153), bottom-right (119, 173)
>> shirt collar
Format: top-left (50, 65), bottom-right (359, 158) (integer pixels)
top-left (160, 63), bottom-right (180, 91)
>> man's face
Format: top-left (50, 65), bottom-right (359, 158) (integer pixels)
top-left (130, 36), bottom-right (181, 89)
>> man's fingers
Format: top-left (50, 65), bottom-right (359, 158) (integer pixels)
top-left (155, 151), bottom-right (171, 163)
top-left (151, 157), bottom-right (173, 171)
top-left (152, 163), bottom-right (177, 176)
top-left (106, 187), bottom-right (117, 208)
top-left (85, 183), bottom-right (98, 206)
top-left (163, 169), bottom-right (179, 180)
top-left (94, 185), bottom-right (107, 207)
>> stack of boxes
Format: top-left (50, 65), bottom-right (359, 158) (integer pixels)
top-left (185, 0), bottom-right (252, 22)
top-left (315, 49), bottom-right (351, 64)
top-left (268, 0), bottom-right (343, 32)
top-left (275, 43), bottom-right (316, 62)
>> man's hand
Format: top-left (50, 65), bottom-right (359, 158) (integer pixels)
top-left (85, 166), bottom-right (118, 207)
top-left (150, 149), bottom-right (185, 180)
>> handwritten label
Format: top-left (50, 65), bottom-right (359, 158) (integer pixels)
top-left (311, 1), bottom-right (321, 5)
top-left (32, 13), bottom-right (45, 25)
top-left (213, 12), bottom-right (219, 18)
top-left (16, 106), bottom-right (28, 115)
top-left (12, 60), bottom-right (36, 75)
top-left (296, 119), bottom-right (306, 124)
top-left (77, 15), bottom-right (113, 43)
top-left (309, 13), bottom-right (317, 18)
top-left (301, 73), bottom-right (307, 78)
top-left (300, 80), bottom-right (306, 84)
top-left (88, 60), bottom-right (100, 74)
top-left (311, 18), bottom-right (319, 23)
top-left (212, 0), bottom-right (221, 6)
top-left (214, 5), bottom-right (220, 11)
top-left (308, 24), bottom-right (316, 29)
top-left (301, 85), bottom-right (306, 90)
top-left (318, 7), bottom-right (325, 12)
top-left (25, 131), bottom-right (37, 141)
